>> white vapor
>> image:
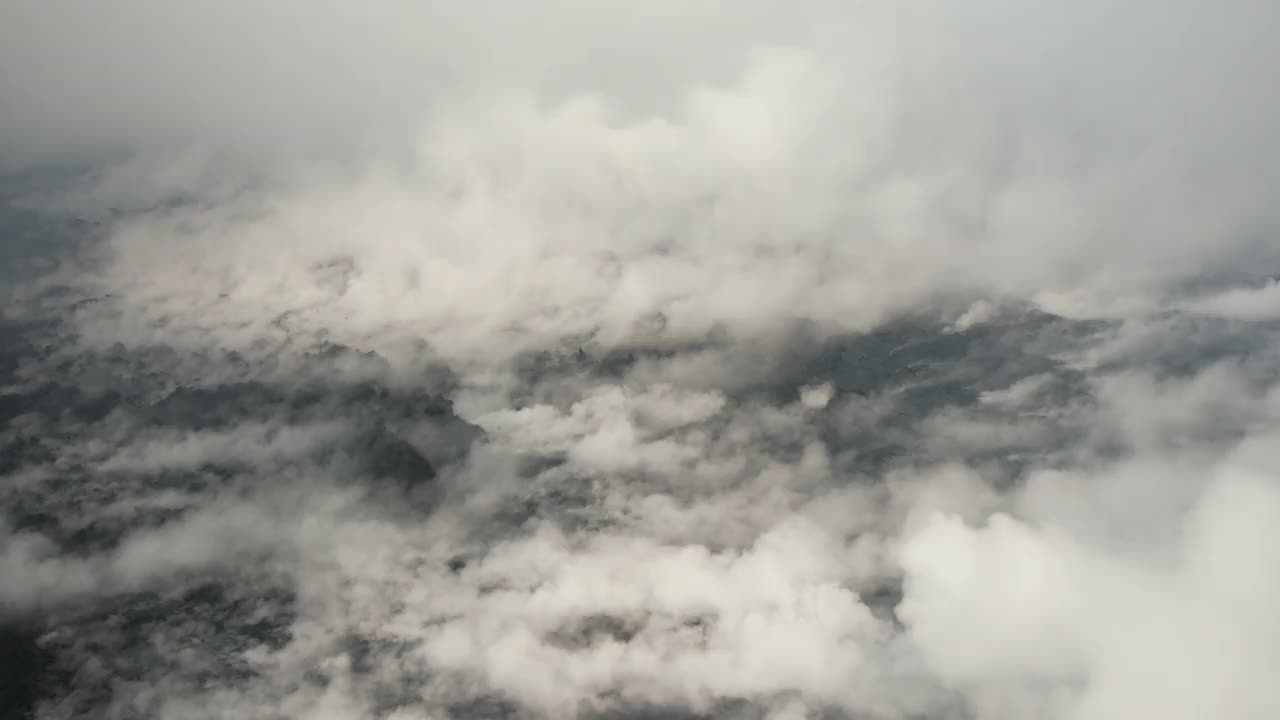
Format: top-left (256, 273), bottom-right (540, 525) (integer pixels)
top-left (3, 2), bottom-right (1280, 720)
top-left (6, 1), bottom-right (1278, 366)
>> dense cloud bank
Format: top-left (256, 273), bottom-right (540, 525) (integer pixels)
top-left (2, 3), bottom-right (1280, 719)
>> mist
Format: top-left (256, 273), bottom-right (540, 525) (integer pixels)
top-left (2, 3), bottom-right (1279, 720)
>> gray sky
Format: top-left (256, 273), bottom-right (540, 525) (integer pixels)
top-left (2, 1), bottom-right (1277, 175)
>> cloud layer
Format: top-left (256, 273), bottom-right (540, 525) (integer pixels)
top-left (2, 3), bottom-right (1280, 720)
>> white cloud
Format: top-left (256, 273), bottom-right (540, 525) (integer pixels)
top-left (1184, 280), bottom-right (1280, 321)
top-left (97, 421), bottom-right (351, 473)
top-left (798, 382), bottom-right (833, 410)
top-left (5, 3), bottom-right (1280, 718)
top-left (899, 434), bottom-right (1280, 720)
top-left (19, 2), bottom-right (1269, 371)
top-left (0, 499), bottom-right (295, 610)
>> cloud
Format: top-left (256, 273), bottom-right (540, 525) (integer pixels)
top-left (4, 3), bottom-right (1280, 719)
top-left (1184, 280), bottom-right (1280, 321)
top-left (3, 2), bottom-right (1269, 371)
top-left (0, 1), bottom-right (856, 173)
top-left (899, 437), bottom-right (1280, 720)
top-left (0, 499), bottom-right (291, 612)
top-left (6, 309), bottom-right (1278, 719)
top-left (96, 420), bottom-right (352, 473)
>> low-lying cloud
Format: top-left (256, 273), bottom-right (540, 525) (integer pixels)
top-left (2, 2), bottom-right (1279, 720)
